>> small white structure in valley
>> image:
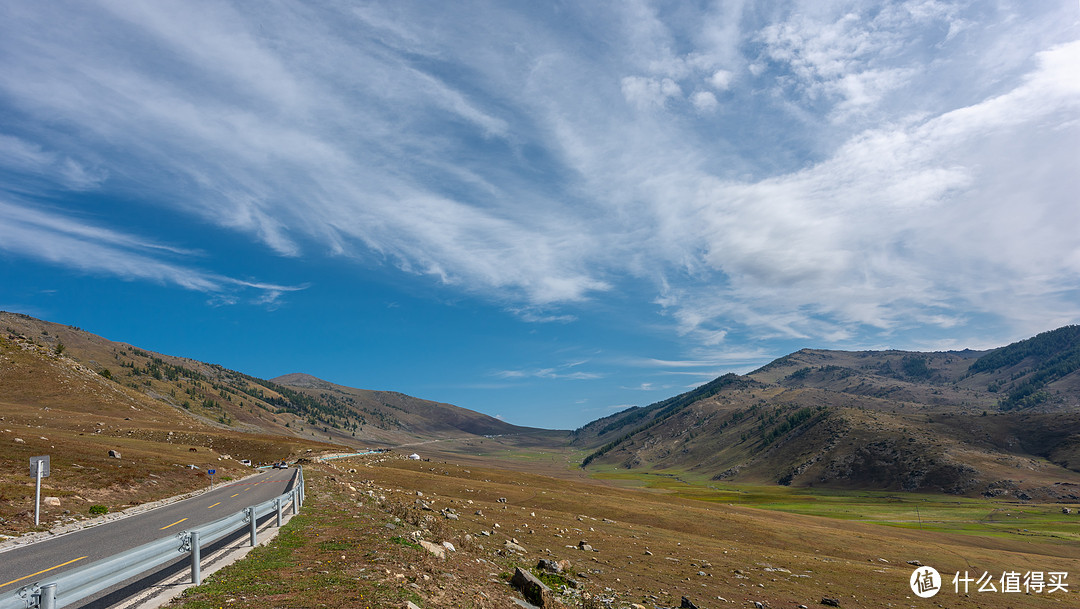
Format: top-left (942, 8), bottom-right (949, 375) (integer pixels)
top-left (408, 453), bottom-right (421, 460)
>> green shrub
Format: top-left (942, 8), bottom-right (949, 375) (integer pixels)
top-left (89, 505), bottom-right (108, 515)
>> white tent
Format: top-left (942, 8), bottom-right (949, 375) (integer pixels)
top-left (408, 453), bottom-right (421, 460)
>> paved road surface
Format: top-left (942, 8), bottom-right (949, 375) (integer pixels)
top-left (0, 467), bottom-right (297, 599)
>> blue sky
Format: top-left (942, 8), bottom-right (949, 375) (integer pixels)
top-left (1, 1), bottom-right (1078, 428)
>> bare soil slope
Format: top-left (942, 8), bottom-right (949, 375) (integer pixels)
top-left (576, 327), bottom-right (1080, 499)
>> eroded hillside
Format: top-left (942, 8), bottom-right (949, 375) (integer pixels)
top-left (0, 311), bottom-right (543, 537)
top-left (576, 327), bottom-right (1080, 499)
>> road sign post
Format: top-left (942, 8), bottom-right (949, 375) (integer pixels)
top-left (30, 455), bottom-right (50, 527)
top-left (208, 468), bottom-right (216, 490)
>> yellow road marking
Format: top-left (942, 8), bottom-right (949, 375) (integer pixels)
top-left (230, 493), bottom-right (239, 498)
top-left (160, 518), bottom-right (188, 530)
top-left (0, 556), bottom-right (88, 589)
top-left (208, 502), bottom-right (221, 508)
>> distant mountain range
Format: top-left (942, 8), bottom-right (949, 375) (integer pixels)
top-left (0, 311), bottom-right (529, 450)
top-left (573, 326), bottom-right (1080, 500)
top-left (5, 310), bottom-right (1080, 501)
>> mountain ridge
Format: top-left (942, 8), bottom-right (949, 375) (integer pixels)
top-left (575, 326), bottom-right (1080, 500)
top-left (0, 311), bottom-right (527, 446)
top-left (7, 308), bottom-right (1080, 511)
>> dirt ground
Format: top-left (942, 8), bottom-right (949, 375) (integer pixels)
top-left (172, 454), bottom-right (1080, 609)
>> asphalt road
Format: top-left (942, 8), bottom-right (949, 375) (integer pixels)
top-left (0, 467), bottom-right (297, 599)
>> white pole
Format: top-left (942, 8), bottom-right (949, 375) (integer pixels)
top-left (34, 463), bottom-right (42, 527)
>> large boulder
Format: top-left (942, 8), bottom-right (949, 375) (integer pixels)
top-left (537, 558), bottom-right (562, 573)
top-left (511, 567), bottom-right (557, 608)
top-left (418, 540), bottom-right (445, 558)
top-left (504, 539), bottom-right (528, 554)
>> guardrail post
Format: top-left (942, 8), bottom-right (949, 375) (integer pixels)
top-left (39, 583), bottom-right (56, 609)
top-left (275, 497), bottom-right (282, 527)
top-left (190, 531), bottom-right (201, 586)
top-left (291, 490), bottom-right (298, 515)
top-left (247, 507), bottom-right (257, 547)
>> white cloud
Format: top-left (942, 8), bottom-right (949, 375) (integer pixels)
top-left (690, 90), bottom-right (719, 113)
top-left (494, 367), bottom-right (603, 381)
top-left (708, 69), bottom-right (735, 90)
top-left (0, 134), bottom-right (107, 190)
top-left (0, 0), bottom-right (1076, 352)
top-left (621, 76), bottom-right (683, 109)
top-left (0, 199), bottom-right (303, 303)
top-left (656, 39), bottom-right (1080, 340)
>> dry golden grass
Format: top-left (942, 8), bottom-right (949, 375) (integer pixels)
top-left (174, 453), bottom-right (1080, 609)
top-left (0, 331), bottom-right (334, 535)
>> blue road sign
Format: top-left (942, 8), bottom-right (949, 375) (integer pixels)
top-left (208, 469), bottom-right (216, 475)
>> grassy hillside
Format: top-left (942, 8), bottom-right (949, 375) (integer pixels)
top-left (270, 372), bottom-right (532, 439)
top-left (0, 311), bottom-right (543, 538)
top-left (0, 315), bottom-right (336, 537)
top-left (174, 453), bottom-right (1080, 609)
top-left (577, 327), bottom-right (1080, 499)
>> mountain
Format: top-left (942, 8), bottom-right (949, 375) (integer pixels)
top-left (575, 326), bottom-right (1080, 500)
top-left (268, 372), bottom-right (529, 440)
top-left (0, 311), bottom-right (526, 447)
top-left (0, 311), bottom-right (535, 535)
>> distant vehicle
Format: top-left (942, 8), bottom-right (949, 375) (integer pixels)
top-left (240, 459), bottom-right (252, 466)
top-left (273, 461), bottom-right (289, 469)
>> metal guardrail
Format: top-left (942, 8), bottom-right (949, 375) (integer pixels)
top-left (2, 467), bottom-right (305, 609)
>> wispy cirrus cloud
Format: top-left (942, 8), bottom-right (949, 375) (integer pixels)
top-left (0, 199), bottom-right (304, 303)
top-left (0, 0), bottom-right (1076, 356)
top-left (493, 359), bottom-right (603, 381)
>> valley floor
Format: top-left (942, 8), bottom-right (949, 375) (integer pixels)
top-left (170, 453), bottom-right (1080, 609)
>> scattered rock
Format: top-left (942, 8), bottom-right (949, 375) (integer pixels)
top-left (537, 558), bottom-right (562, 573)
top-left (108, 450), bottom-right (121, 459)
top-left (419, 540), bottom-right (446, 558)
top-left (906, 560), bottom-right (922, 567)
top-left (14, 438), bottom-right (24, 444)
top-left (441, 541), bottom-right (456, 552)
top-left (504, 540), bottom-right (528, 554)
top-left (511, 567), bottom-right (556, 607)
top-left (681, 596), bottom-right (699, 609)
top-left (577, 541), bottom-right (593, 552)
top-left (821, 598), bottom-right (841, 607)
top-left (43, 497), bottom-right (61, 507)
